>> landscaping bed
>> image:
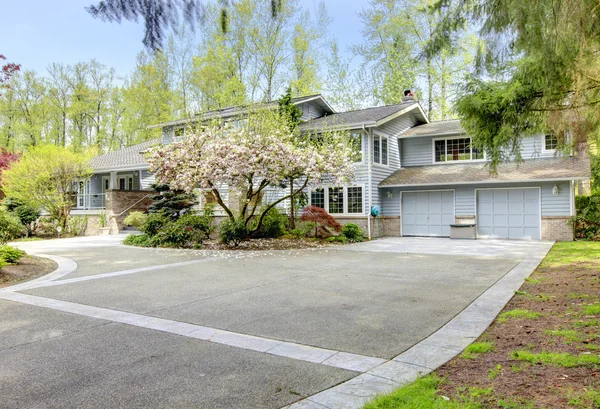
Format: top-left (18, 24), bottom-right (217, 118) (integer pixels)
top-left (0, 255), bottom-right (57, 288)
top-left (365, 242), bottom-right (600, 409)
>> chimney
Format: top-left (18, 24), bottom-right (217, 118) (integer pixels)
top-left (402, 89), bottom-right (415, 102)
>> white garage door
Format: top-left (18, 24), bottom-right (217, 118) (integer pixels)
top-left (401, 191), bottom-right (455, 237)
top-left (477, 188), bottom-right (540, 240)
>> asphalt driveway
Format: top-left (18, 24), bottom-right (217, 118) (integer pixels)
top-left (0, 236), bottom-right (553, 409)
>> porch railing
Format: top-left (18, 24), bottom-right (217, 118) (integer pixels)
top-left (72, 193), bottom-right (106, 210)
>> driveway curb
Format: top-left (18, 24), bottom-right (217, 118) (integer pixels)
top-left (281, 242), bottom-right (554, 409)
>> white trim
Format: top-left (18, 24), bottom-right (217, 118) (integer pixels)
top-left (373, 132), bottom-right (389, 167)
top-left (474, 187), bottom-right (542, 240)
top-left (399, 189), bottom-right (456, 237)
top-left (432, 136), bottom-right (486, 164)
top-left (542, 134), bottom-right (558, 154)
top-left (101, 176), bottom-right (110, 193)
top-left (399, 131), bottom-right (464, 140)
top-left (570, 180), bottom-right (575, 216)
top-left (93, 165), bottom-right (149, 172)
top-left (380, 177), bottom-right (589, 188)
top-left (375, 103), bottom-right (429, 127)
top-left (117, 173), bottom-right (134, 191)
top-left (349, 130), bottom-right (365, 164)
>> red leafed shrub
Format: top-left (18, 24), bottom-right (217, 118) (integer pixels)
top-left (300, 205), bottom-right (342, 236)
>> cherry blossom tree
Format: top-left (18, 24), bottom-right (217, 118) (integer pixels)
top-left (147, 114), bottom-right (354, 235)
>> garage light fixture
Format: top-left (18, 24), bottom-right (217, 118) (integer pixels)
top-left (387, 190), bottom-right (393, 199)
top-left (552, 184), bottom-right (559, 195)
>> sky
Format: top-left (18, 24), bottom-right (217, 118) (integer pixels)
top-left (1, 0), bottom-right (368, 77)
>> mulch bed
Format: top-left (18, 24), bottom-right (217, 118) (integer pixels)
top-left (200, 237), bottom-right (340, 251)
top-left (0, 256), bottom-right (58, 288)
top-left (436, 252), bottom-right (600, 408)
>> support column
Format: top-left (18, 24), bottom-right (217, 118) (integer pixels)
top-left (109, 171), bottom-right (118, 190)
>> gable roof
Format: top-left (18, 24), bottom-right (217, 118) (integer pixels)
top-left (298, 99), bottom-right (428, 132)
top-left (400, 119), bottom-right (462, 138)
top-left (90, 139), bottom-right (159, 171)
top-left (147, 94), bottom-right (336, 130)
top-left (379, 156), bottom-right (591, 187)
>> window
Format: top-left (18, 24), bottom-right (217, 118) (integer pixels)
top-left (118, 175), bottom-right (133, 191)
top-left (350, 132), bottom-right (362, 162)
top-left (173, 126), bottom-right (185, 141)
top-left (373, 134), bottom-right (388, 165)
top-left (328, 187), bottom-right (344, 214)
top-left (310, 186), bottom-right (363, 214)
top-left (434, 137), bottom-right (485, 163)
top-left (544, 134), bottom-right (558, 151)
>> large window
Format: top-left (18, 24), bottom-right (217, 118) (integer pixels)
top-left (373, 134), bottom-right (388, 165)
top-left (350, 132), bottom-right (363, 162)
top-left (310, 186), bottom-right (363, 214)
top-left (434, 137), bottom-right (484, 162)
top-left (544, 134), bottom-right (558, 151)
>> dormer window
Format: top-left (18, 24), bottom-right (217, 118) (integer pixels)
top-left (433, 137), bottom-right (484, 163)
top-left (544, 134), bottom-right (558, 151)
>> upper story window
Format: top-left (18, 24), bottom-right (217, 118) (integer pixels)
top-left (173, 126), bottom-right (185, 142)
top-left (350, 132), bottom-right (363, 163)
top-left (373, 134), bottom-right (388, 165)
top-left (544, 134), bottom-right (558, 151)
top-left (433, 137), bottom-right (484, 163)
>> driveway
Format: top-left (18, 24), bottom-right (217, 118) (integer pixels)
top-left (0, 236), bottom-right (553, 409)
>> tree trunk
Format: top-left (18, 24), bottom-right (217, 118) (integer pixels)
top-left (289, 178), bottom-right (295, 229)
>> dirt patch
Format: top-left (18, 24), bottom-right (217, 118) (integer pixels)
top-left (0, 256), bottom-right (58, 288)
top-left (200, 237), bottom-right (341, 251)
top-left (436, 245), bottom-right (600, 408)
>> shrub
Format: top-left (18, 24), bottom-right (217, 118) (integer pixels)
top-left (327, 235), bottom-right (347, 244)
top-left (97, 210), bottom-right (109, 228)
top-left (124, 211), bottom-right (147, 228)
top-left (0, 209), bottom-right (23, 244)
top-left (36, 217), bottom-right (58, 237)
top-left (0, 257), bottom-right (9, 270)
top-left (149, 222), bottom-right (196, 248)
top-left (123, 234), bottom-right (152, 247)
top-left (219, 218), bottom-right (247, 246)
top-left (573, 193), bottom-right (600, 240)
top-left (176, 212), bottom-right (215, 242)
top-left (253, 207), bottom-right (287, 238)
top-left (300, 206), bottom-right (342, 238)
top-left (289, 221), bottom-right (316, 239)
top-left (0, 245), bottom-right (25, 263)
top-left (5, 198), bottom-right (40, 237)
top-left (139, 211), bottom-right (171, 236)
top-left (341, 223), bottom-right (364, 242)
top-left (148, 183), bottom-right (197, 219)
top-left (68, 215), bottom-right (88, 236)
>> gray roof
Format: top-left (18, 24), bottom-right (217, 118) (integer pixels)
top-left (147, 94), bottom-right (335, 129)
top-left (401, 119), bottom-right (462, 137)
top-left (89, 139), bottom-right (160, 170)
top-left (298, 100), bottom-right (421, 132)
top-left (379, 156), bottom-right (591, 187)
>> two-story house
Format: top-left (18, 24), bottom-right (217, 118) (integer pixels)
top-left (82, 94), bottom-right (590, 240)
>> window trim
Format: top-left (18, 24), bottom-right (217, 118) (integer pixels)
top-left (431, 136), bottom-right (486, 164)
top-left (308, 185), bottom-right (365, 215)
top-left (118, 173), bottom-right (134, 191)
top-left (349, 130), bottom-right (364, 164)
top-left (543, 133), bottom-right (558, 153)
top-left (373, 133), bottom-right (389, 167)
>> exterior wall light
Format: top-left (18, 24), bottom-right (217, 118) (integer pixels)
top-left (552, 184), bottom-right (559, 195)
top-left (387, 190), bottom-right (393, 199)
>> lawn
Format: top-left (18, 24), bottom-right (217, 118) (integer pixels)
top-left (364, 242), bottom-right (600, 409)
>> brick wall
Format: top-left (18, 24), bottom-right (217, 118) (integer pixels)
top-left (334, 216), bottom-right (401, 238)
top-left (105, 190), bottom-right (154, 232)
top-left (541, 216), bottom-right (574, 241)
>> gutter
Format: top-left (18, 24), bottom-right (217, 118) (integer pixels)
top-left (379, 177), bottom-right (590, 189)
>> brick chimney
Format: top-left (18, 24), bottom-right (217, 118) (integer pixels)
top-left (402, 89), bottom-right (415, 102)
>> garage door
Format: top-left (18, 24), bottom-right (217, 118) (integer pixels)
top-left (476, 188), bottom-right (540, 240)
top-left (401, 191), bottom-right (455, 237)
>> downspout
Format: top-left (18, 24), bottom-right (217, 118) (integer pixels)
top-left (366, 124), bottom-right (372, 240)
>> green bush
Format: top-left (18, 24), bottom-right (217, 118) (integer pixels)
top-left (219, 218), bottom-right (247, 246)
top-left (573, 193), bottom-right (600, 240)
top-left (123, 234), bottom-right (152, 247)
top-left (149, 223), bottom-right (196, 248)
top-left (124, 211), bottom-right (148, 228)
top-left (176, 212), bottom-right (215, 242)
top-left (253, 207), bottom-right (287, 238)
top-left (327, 235), bottom-right (347, 244)
top-left (68, 215), bottom-right (88, 236)
top-left (139, 211), bottom-right (171, 236)
top-left (0, 209), bottom-right (23, 244)
top-left (340, 223), bottom-right (365, 242)
top-left (0, 245), bottom-right (26, 263)
top-left (11, 202), bottom-right (40, 237)
top-left (36, 217), bottom-right (58, 237)
top-left (289, 221), bottom-right (316, 239)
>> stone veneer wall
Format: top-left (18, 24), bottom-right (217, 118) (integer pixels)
top-left (335, 216), bottom-right (401, 238)
top-left (105, 190), bottom-right (154, 233)
top-left (541, 216), bottom-right (574, 241)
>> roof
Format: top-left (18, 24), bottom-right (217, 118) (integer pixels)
top-left (379, 156), bottom-right (591, 187)
top-left (147, 94), bottom-right (336, 129)
top-left (401, 119), bottom-right (462, 137)
top-left (298, 99), bottom-right (427, 132)
top-left (89, 139), bottom-right (160, 170)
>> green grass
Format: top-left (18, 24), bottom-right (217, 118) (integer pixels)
top-left (574, 319), bottom-right (600, 328)
top-left (584, 303), bottom-right (600, 316)
top-left (10, 237), bottom-right (43, 242)
top-left (568, 388), bottom-right (600, 408)
top-left (497, 309), bottom-right (543, 323)
top-left (510, 350), bottom-right (600, 368)
top-left (461, 342), bottom-right (495, 359)
top-left (538, 241), bottom-right (600, 267)
top-left (363, 375), bottom-right (484, 409)
top-left (544, 329), bottom-right (586, 343)
top-left (523, 277), bottom-right (540, 284)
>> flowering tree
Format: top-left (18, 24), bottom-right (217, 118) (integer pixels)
top-left (0, 54), bottom-right (20, 95)
top-left (147, 114), bottom-right (355, 236)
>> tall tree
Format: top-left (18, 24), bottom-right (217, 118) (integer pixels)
top-left (324, 41), bottom-right (369, 112)
top-left (0, 54), bottom-right (20, 95)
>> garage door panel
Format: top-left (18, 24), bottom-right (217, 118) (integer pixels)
top-left (477, 188), bottom-right (540, 240)
top-left (402, 191), bottom-right (455, 237)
